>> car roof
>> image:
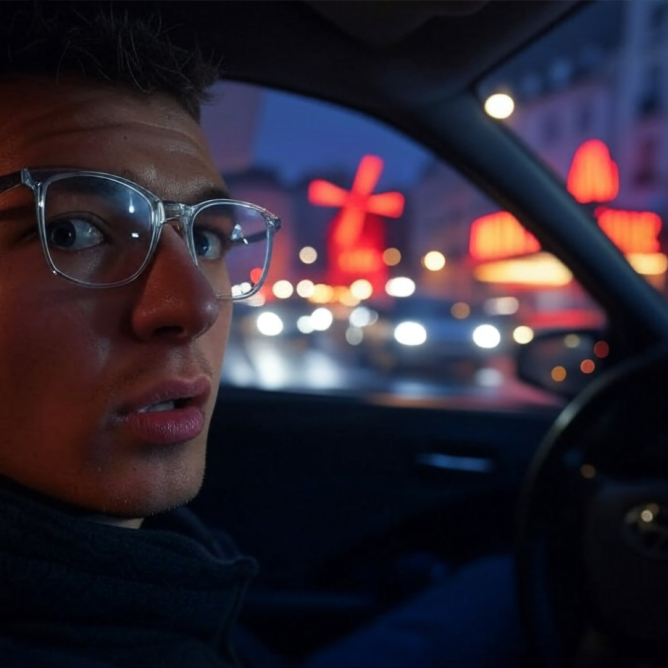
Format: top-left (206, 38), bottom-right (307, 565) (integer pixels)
top-left (155, 1), bottom-right (580, 129)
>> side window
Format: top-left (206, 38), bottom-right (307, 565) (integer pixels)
top-left (202, 82), bottom-right (606, 408)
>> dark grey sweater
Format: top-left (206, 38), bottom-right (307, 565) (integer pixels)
top-left (0, 475), bottom-right (257, 667)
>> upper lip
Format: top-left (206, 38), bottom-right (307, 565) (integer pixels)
top-left (119, 376), bottom-right (211, 415)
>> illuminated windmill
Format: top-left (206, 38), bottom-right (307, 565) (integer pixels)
top-left (308, 155), bottom-right (405, 295)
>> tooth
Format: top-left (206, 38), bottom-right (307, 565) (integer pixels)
top-left (140, 400), bottom-right (176, 413)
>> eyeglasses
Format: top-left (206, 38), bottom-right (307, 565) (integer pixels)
top-left (0, 168), bottom-right (282, 300)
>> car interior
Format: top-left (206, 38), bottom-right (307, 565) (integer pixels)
top-left (9, 1), bottom-right (668, 667)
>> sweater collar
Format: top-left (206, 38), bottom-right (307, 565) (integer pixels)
top-left (0, 475), bottom-right (257, 646)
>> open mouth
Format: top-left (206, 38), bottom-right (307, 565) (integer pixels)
top-left (138, 397), bottom-right (190, 413)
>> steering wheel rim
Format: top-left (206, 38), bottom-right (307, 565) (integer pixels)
top-left (516, 344), bottom-right (668, 668)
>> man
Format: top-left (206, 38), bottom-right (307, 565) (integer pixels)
top-left (0, 7), bottom-right (262, 667)
top-left (0, 6), bottom-right (524, 668)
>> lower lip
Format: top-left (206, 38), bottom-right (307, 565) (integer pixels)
top-left (120, 406), bottom-right (205, 445)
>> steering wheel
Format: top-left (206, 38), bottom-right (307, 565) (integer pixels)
top-left (516, 345), bottom-right (668, 668)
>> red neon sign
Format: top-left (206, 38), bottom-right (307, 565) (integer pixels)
top-left (566, 139), bottom-right (619, 204)
top-left (470, 208), bottom-right (661, 263)
top-left (309, 155), bottom-right (405, 292)
top-left (470, 140), bottom-right (663, 272)
top-left (469, 211), bottom-right (540, 261)
top-left (595, 208), bottom-right (661, 253)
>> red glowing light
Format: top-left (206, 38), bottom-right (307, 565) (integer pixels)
top-left (309, 155), bottom-right (405, 291)
top-left (250, 267), bottom-right (263, 284)
top-left (566, 139), bottom-right (619, 204)
top-left (469, 211), bottom-right (541, 261)
top-left (595, 208), bottom-right (661, 253)
top-left (594, 341), bottom-right (609, 359)
top-left (580, 359), bottom-right (596, 374)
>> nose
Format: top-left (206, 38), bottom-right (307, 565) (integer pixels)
top-left (129, 225), bottom-right (222, 343)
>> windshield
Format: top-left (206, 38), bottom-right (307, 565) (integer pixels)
top-left (480, 1), bottom-right (668, 296)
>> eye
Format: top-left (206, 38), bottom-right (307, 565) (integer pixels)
top-left (45, 216), bottom-right (105, 251)
top-left (193, 227), bottom-right (226, 260)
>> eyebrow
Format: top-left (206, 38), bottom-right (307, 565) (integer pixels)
top-left (0, 203), bottom-right (34, 224)
top-left (117, 169), bottom-right (232, 203)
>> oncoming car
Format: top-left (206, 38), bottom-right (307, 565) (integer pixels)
top-left (354, 296), bottom-right (516, 384)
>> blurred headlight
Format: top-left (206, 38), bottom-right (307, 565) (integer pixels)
top-left (472, 324), bottom-right (501, 348)
top-left (394, 321), bottom-right (427, 346)
top-left (311, 308), bottom-right (333, 331)
top-left (256, 312), bottom-right (284, 336)
top-left (297, 316), bottom-right (314, 334)
top-left (349, 306), bottom-right (378, 328)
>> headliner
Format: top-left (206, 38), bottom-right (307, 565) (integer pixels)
top-left (144, 1), bottom-right (582, 121)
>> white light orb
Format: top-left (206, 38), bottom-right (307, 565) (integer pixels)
top-left (297, 316), bottom-right (314, 334)
top-left (472, 324), bottom-right (501, 348)
top-left (299, 246), bottom-right (318, 264)
top-left (311, 307), bottom-right (333, 331)
top-left (385, 277), bottom-right (416, 298)
top-left (350, 279), bottom-right (373, 300)
top-left (423, 251), bottom-right (446, 271)
top-left (272, 280), bottom-right (294, 299)
top-left (484, 93), bottom-right (515, 119)
top-left (256, 312), bottom-right (284, 336)
top-left (513, 326), bottom-right (534, 344)
top-left (394, 321), bottom-right (427, 346)
top-left (346, 327), bottom-right (364, 345)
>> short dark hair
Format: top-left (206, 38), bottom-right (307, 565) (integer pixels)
top-left (0, 4), bottom-right (221, 121)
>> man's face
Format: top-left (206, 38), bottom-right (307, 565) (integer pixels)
top-left (0, 76), bottom-right (232, 521)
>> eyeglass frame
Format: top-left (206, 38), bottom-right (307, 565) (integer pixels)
top-left (0, 167), bottom-right (282, 300)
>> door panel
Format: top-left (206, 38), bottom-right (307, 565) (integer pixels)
top-left (189, 388), bottom-right (557, 654)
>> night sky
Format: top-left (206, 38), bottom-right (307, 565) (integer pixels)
top-left (252, 89), bottom-right (432, 190)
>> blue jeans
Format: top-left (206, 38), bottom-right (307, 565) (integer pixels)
top-left (303, 555), bottom-right (524, 668)
top-left (235, 554), bottom-right (525, 668)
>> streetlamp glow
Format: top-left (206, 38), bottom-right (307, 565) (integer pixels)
top-left (484, 93), bottom-right (514, 120)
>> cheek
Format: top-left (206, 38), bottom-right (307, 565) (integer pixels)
top-left (0, 285), bottom-right (113, 415)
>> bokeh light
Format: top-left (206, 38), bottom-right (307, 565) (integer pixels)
top-left (472, 324), bottom-right (501, 348)
top-left (386, 277), bottom-right (416, 298)
top-left (383, 248), bottom-right (401, 266)
top-left (580, 359), bottom-right (595, 374)
top-left (350, 279), bottom-right (373, 300)
top-left (346, 327), bottom-right (364, 345)
top-left (513, 326), bottom-right (534, 344)
top-left (451, 302), bottom-right (471, 319)
top-left (564, 334), bottom-right (581, 348)
top-left (484, 93), bottom-right (515, 119)
top-left (256, 312), bottom-right (283, 336)
top-left (350, 306), bottom-right (378, 328)
top-left (423, 251), bottom-right (446, 271)
top-left (272, 280), bottom-right (294, 299)
top-left (311, 307), bottom-right (333, 331)
top-left (551, 366), bottom-right (567, 382)
top-left (297, 316), bottom-right (314, 334)
top-left (594, 341), bottom-right (609, 358)
top-left (394, 322), bottom-right (427, 346)
top-left (297, 280), bottom-right (315, 298)
top-left (485, 296), bottom-right (519, 315)
top-left (299, 246), bottom-right (318, 264)
top-left (310, 284), bottom-right (334, 303)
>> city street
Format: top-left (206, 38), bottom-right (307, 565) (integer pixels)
top-left (221, 336), bottom-right (561, 410)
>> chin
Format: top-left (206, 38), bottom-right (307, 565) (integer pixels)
top-left (40, 442), bottom-right (208, 521)
top-left (96, 464), bottom-right (206, 520)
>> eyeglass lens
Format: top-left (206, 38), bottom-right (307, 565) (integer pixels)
top-left (42, 175), bottom-right (268, 298)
